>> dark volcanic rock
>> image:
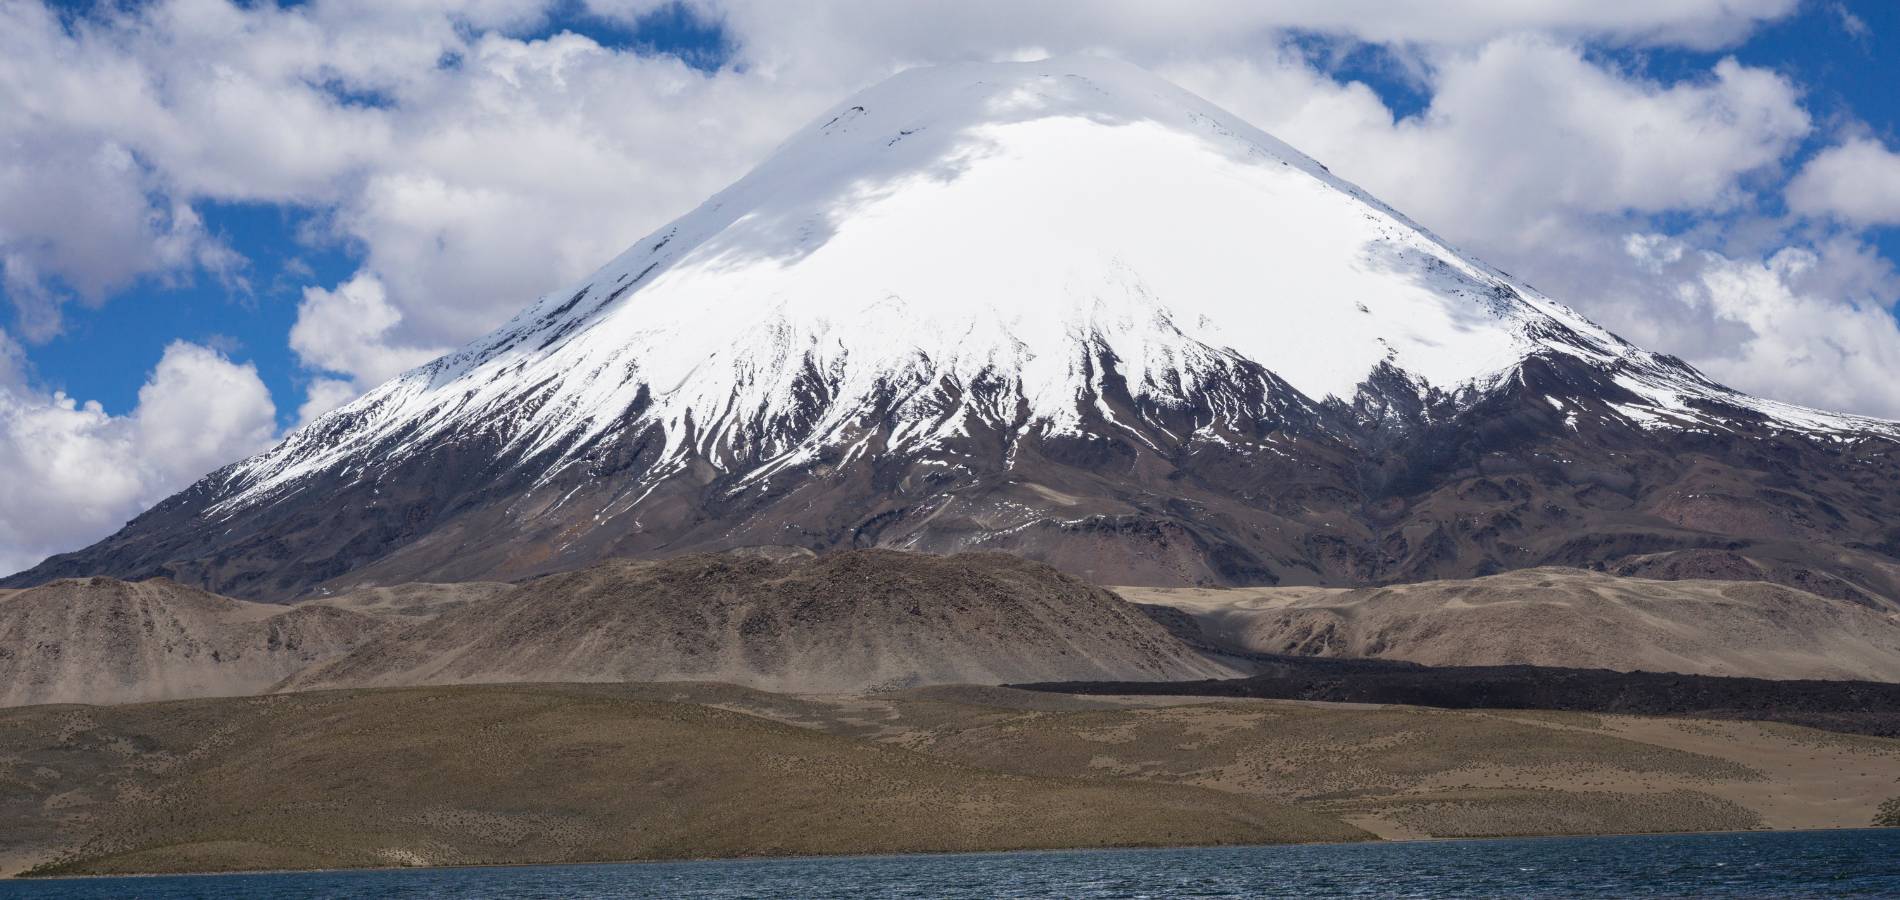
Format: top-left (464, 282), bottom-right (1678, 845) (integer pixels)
top-left (9, 338), bottom-right (1900, 605)
top-left (1017, 655), bottom-right (1900, 739)
top-left (13, 350), bottom-right (1897, 605)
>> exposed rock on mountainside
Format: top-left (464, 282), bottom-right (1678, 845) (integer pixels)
top-left (1606, 549), bottom-right (1887, 607)
top-left (1125, 567), bottom-right (1900, 681)
top-left (288, 550), bottom-right (1234, 693)
top-left (8, 57), bottom-right (1899, 601)
top-left (0, 578), bottom-right (393, 707)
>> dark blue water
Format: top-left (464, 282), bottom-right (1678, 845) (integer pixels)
top-left (4, 830), bottom-right (1897, 898)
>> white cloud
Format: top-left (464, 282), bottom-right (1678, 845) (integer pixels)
top-left (1166, 37), bottom-right (1810, 252)
top-left (0, 327), bottom-right (27, 392)
top-left (0, 128), bottom-right (241, 339)
top-left (296, 377), bottom-right (361, 429)
top-left (289, 272), bottom-right (445, 388)
top-left (642, 0), bottom-right (1798, 74)
top-left (0, 0), bottom-right (839, 353)
top-left (0, 338), bottom-right (278, 576)
top-left (328, 32), bottom-right (836, 343)
top-left (1150, 38), bottom-right (1899, 417)
top-left (0, 0), bottom-right (1807, 349)
top-left (1623, 234), bottom-right (1900, 416)
top-left (292, 374), bottom-right (359, 427)
top-left (131, 342), bottom-right (280, 475)
top-left (1831, 2), bottom-right (1872, 40)
top-left (1787, 137), bottom-right (1900, 226)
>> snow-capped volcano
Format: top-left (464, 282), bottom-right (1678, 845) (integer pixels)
top-left (15, 58), bottom-right (1900, 602)
top-left (218, 57), bottom-right (1887, 510)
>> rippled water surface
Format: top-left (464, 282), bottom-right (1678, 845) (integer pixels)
top-left (4, 830), bottom-right (1898, 898)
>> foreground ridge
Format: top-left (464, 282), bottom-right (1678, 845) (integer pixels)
top-left (6, 682), bottom-right (1898, 875)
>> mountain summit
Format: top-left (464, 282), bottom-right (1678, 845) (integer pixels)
top-left (14, 58), bottom-right (1900, 601)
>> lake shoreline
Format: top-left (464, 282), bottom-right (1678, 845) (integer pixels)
top-left (16, 827), bottom-right (1898, 881)
top-left (8, 831), bottom-right (1900, 898)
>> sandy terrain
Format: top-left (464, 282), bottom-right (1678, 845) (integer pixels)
top-left (289, 551), bottom-right (1237, 693)
top-left (5, 683), bottom-right (1896, 877)
top-left (0, 577), bottom-right (398, 707)
top-left (1123, 567), bottom-right (1900, 681)
top-left (307, 581), bottom-right (512, 620)
top-left (1, 552), bottom-right (1232, 709)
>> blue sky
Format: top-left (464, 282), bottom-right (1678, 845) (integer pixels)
top-left (5, 0), bottom-right (1900, 572)
top-left (1617, 3), bottom-right (1900, 261)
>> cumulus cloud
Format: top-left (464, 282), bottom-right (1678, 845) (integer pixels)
top-left (0, 337), bottom-right (278, 575)
top-left (637, 0), bottom-right (1799, 72)
top-left (1165, 37), bottom-right (1809, 252)
top-left (1787, 137), bottom-right (1900, 226)
top-left (130, 342), bottom-right (281, 473)
top-left (1148, 37), bottom-right (1900, 419)
top-left (0, 0), bottom-right (1808, 351)
top-left (1, 1), bottom-right (838, 356)
top-left (328, 32), bottom-right (834, 344)
top-left (0, 128), bottom-right (241, 339)
top-left (289, 272), bottom-right (445, 389)
top-left (1623, 234), bottom-right (1900, 415)
top-left (295, 377), bottom-right (361, 429)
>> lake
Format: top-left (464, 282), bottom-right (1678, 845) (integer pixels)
top-left (4, 830), bottom-right (1897, 898)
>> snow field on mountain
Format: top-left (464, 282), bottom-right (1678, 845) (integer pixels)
top-left (210, 57), bottom-right (1895, 516)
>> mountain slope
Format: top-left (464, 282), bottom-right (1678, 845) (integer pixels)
top-left (306, 581), bottom-right (513, 621)
top-left (1124, 568), bottom-right (1900, 681)
top-left (0, 577), bottom-right (395, 706)
top-left (286, 550), bottom-right (1235, 693)
top-left (10, 57), bottom-right (1900, 601)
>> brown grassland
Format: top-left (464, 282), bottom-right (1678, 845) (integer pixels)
top-left (5, 682), bottom-right (1898, 877)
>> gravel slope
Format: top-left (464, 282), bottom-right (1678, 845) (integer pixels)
top-left (288, 550), bottom-right (1237, 694)
top-left (0, 577), bottom-right (394, 707)
top-left (1125, 567), bottom-right (1900, 681)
